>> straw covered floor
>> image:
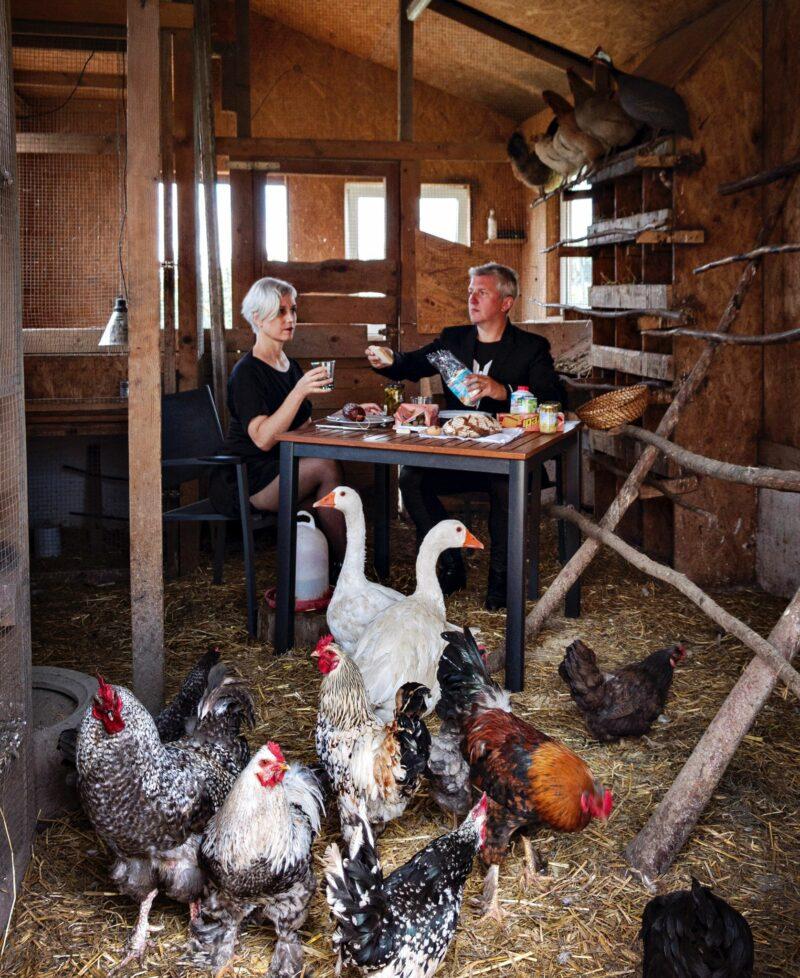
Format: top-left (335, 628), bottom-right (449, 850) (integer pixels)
top-left (6, 518), bottom-right (799, 977)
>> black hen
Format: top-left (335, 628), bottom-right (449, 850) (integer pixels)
top-left (394, 682), bottom-right (432, 789)
top-left (155, 648), bottom-right (221, 741)
top-left (324, 795), bottom-right (487, 978)
top-left (558, 638), bottom-right (685, 741)
top-left (507, 131), bottom-right (551, 192)
top-left (641, 878), bottom-right (754, 977)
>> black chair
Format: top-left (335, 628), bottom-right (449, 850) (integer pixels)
top-left (161, 386), bottom-right (275, 637)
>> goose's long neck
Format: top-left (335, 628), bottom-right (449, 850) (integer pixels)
top-left (414, 535), bottom-right (447, 617)
top-left (340, 504), bottom-right (367, 583)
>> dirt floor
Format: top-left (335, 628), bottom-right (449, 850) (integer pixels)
top-left (7, 518), bottom-right (800, 977)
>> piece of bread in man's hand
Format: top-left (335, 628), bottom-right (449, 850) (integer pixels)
top-left (367, 345), bottom-right (394, 366)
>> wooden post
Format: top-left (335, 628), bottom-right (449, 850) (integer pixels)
top-left (194, 0), bottom-right (227, 425)
top-left (234, 0), bottom-right (251, 138)
top-left (625, 584), bottom-right (800, 877)
top-left (160, 30), bottom-right (176, 396)
top-left (173, 29), bottom-right (200, 573)
top-left (398, 160), bottom-right (419, 351)
top-left (545, 195), bottom-right (560, 306)
top-left (398, 0), bottom-right (414, 140)
top-left (127, 0), bottom-right (164, 712)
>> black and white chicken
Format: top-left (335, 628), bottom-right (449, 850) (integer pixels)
top-left (324, 794), bottom-right (487, 978)
top-left (75, 660), bottom-right (254, 967)
top-left (190, 742), bottom-right (324, 975)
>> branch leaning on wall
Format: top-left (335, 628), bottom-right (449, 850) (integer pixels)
top-left (525, 175), bottom-right (800, 642)
top-left (617, 425), bottom-right (800, 492)
top-left (654, 325), bottom-right (800, 345)
top-left (693, 242), bottom-right (800, 274)
top-left (544, 503), bottom-right (800, 700)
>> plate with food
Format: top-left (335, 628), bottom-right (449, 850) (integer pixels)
top-left (323, 403), bottom-right (393, 427)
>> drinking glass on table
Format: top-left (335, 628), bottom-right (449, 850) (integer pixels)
top-left (411, 394), bottom-right (433, 405)
top-left (310, 360), bottom-right (335, 391)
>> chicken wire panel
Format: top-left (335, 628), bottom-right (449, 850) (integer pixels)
top-left (0, 0), bottom-right (35, 932)
top-left (14, 45), bottom-right (127, 333)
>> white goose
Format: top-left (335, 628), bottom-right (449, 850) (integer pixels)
top-left (351, 519), bottom-right (483, 720)
top-left (314, 486), bottom-right (404, 654)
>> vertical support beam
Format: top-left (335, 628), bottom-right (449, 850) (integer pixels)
top-left (545, 195), bottom-right (560, 305)
top-left (234, 0), bottom-right (251, 138)
top-left (194, 0), bottom-right (227, 425)
top-left (398, 0), bottom-right (413, 140)
top-left (173, 29), bottom-right (200, 572)
top-left (230, 167), bottom-right (255, 329)
top-left (127, 0), bottom-right (164, 713)
top-left (160, 30), bottom-right (176, 396)
top-left (398, 160), bottom-right (418, 352)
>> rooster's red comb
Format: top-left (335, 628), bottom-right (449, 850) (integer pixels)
top-left (314, 634), bottom-right (334, 654)
top-left (95, 674), bottom-right (116, 707)
top-left (266, 741), bottom-right (285, 765)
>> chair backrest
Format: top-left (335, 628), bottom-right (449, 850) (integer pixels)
top-left (162, 386), bottom-right (225, 489)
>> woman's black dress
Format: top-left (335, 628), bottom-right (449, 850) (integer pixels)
top-left (209, 352), bottom-right (312, 517)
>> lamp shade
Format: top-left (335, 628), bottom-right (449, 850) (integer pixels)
top-left (98, 296), bottom-right (128, 347)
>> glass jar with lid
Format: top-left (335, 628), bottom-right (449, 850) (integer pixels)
top-left (384, 382), bottom-right (405, 416)
top-left (539, 401), bottom-right (561, 433)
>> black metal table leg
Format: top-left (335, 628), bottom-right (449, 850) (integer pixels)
top-left (555, 455), bottom-right (567, 564)
top-left (527, 464), bottom-right (541, 600)
top-left (275, 441), bottom-right (299, 653)
top-left (505, 460), bottom-right (529, 692)
top-left (563, 433), bottom-right (582, 618)
top-left (373, 463), bottom-right (391, 580)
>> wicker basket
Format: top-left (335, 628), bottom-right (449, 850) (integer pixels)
top-left (575, 385), bottom-right (650, 430)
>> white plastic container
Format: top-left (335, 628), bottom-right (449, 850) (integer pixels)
top-left (294, 510), bottom-right (329, 601)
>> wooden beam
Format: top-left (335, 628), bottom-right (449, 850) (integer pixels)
top-left (398, 0), bottom-right (413, 141)
top-left (260, 259), bottom-right (397, 294)
top-left (126, 0), bottom-right (163, 713)
top-left (13, 69), bottom-right (124, 90)
top-left (545, 196), bottom-right (560, 306)
top-left (296, 294), bottom-right (397, 324)
top-left (220, 136), bottom-right (508, 162)
top-left (398, 160), bottom-right (419, 348)
top-left (230, 168), bottom-right (255, 332)
top-left (426, 0), bottom-right (591, 76)
top-left (234, 0), bottom-right (250, 138)
top-left (16, 132), bottom-right (115, 154)
top-left (589, 283), bottom-right (673, 309)
top-left (591, 345), bottom-right (675, 381)
top-left (637, 229), bottom-right (705, 245)
top-left (11, 0), bottom-right (193, 30)
top-left (160, 30), bottom-right (176, 395)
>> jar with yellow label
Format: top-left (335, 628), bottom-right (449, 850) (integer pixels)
top-left (539, 401), bottom-right (560, 433)
top-left (384, 382), bottom-right (405, 416)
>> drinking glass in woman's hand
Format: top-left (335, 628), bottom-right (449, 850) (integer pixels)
top-left (295, 365), bottom-right (333, 397)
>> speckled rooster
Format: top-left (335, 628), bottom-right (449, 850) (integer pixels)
top-left (189, 742), bottom-right (324, 975)
top-left (436, 628), bottom-right (613, 921)
top-left (313, 634), bottom-right (431, 840)
top-left (75, 655), bottom-right (254, 967)
top-left (324, 794), bottom-right (487, 978)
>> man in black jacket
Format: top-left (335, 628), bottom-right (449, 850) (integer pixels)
top-left (366, 262), bottom-right (565, 610)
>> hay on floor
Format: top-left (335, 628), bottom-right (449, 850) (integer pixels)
top-left (6, 519), bottom-right (799, 977)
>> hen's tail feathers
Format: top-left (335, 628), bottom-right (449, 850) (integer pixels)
top-left (324, 815), bottom-right (386, 969)
top-left (507, 131), bottom-right (530, 163)
top-left (394, 683), bottom-right (432, 792)
top-left (284, 764), bottom-right (325, 836)
top-left (437, 627), bottom-right (508, 724)
top-left (156, 648), bottom-right (221, 742)
top-left (194, 664), bottom-right (256, 748)
top-left (558, 639), bottom-right (605, 710)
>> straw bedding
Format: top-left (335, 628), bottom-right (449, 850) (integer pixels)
top-left (5, 519), bottom-right (799, 977)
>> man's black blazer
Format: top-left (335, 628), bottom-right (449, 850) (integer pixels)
top-left (373, 320), bottom-right (566, 414)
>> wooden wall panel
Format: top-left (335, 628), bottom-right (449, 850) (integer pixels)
top-left (671, 2), bottom-right (763, 585)
top-left (286, 174), bottom-right (347, 262)
top-left (24, 356), bottom-right (128, 398)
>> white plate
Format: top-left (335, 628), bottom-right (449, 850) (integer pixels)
top-left (323, 412), bottom-right (394, 427)
top-left (438, 409), bottom-right (492, 419)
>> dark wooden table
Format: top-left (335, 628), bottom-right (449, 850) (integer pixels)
top-left (275, 420), bottom-right (582, 691)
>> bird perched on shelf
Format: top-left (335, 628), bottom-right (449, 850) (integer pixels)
top-left (592, 48), bottom-right (692, 139)
top-left (542, 89), bottom-right (606, 167)
top-left (507, 131), bottom-right (551, 193)
top-left (74, 660), bottom-right (255, 968)
top-left (189, 742), bottom-right (324, 975)
top-left (436, 627), bottom-right (612, 921)
top-left (533, 128), bottom-right (583, 177)
top-left (558, 638), bottom-right (686, 741)
top-left (314, 486), bottom-right (404, 654)
top-left (350, 519), bottom-right (483, 720)
top-left (566, 67), bottom-right (638, 151)
top-left (324, 794), bottom-right (488, 978)
top-left (641, 877), bottom-right (754, 977)
top-left (313, 635), bottom-right (431, 840)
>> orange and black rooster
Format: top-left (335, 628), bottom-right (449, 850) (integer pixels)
top-left (436, 628), bottom-right (612, 921)
top-left (641, 878), bottom-right (753, 977)
top-left (558, 639), bottom-right (686, 742)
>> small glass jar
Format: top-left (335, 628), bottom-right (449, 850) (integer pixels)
top-left (539, 401), bottom-right (560, 433)
top-left (384, 382), bottom-right (405, 416)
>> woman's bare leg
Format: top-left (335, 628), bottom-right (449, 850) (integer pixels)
top-left (250, 458), bottom-right (346, 561)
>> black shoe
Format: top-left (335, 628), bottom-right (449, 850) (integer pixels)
top-left (438, 556), bottom-right (467, 596)
top-left (484, 570), bottom-right (507, 611)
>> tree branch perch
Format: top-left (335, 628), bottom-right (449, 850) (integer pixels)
top-left (652, 325), bottom-right (800, 345)
top-left (693, 243), bottom-right (800, 274)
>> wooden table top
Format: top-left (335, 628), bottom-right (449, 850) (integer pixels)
top-left (278, 418), bottom-right (581, 461)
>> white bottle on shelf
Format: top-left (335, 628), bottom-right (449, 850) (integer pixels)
top-left (486, 208), bottom-right (497, 242)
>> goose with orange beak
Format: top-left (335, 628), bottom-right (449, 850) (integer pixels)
top-left (349, 518), bottom-right (483, 720)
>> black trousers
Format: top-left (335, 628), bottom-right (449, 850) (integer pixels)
top-left (398, 465), bottom-right (510, 574)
